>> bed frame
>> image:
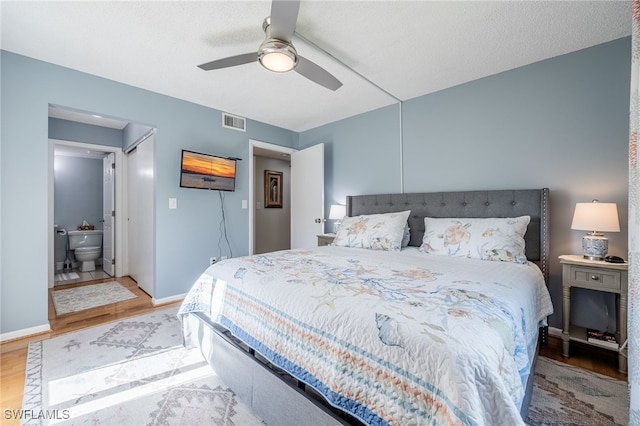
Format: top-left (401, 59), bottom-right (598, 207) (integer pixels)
top-left (183, 188), bottom-right (550, 425)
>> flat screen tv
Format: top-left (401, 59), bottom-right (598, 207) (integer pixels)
top-left (180, 149), bottom-right (236, 191)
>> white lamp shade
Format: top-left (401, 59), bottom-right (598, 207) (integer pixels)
top-left (571, 202), bottom-right (620, 232)
top-left (328, 204), bottom-right (346, 220)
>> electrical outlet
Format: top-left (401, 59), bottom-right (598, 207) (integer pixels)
top-left (210, 257), bottom-right (217, 265)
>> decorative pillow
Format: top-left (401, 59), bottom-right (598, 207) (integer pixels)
top-left (333, 211), bottom-right (411, 251)
top-left (419, 216), bottom-right (530, 263)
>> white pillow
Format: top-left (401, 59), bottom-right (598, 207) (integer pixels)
top-left (333, 211), bottom-right (411, 251)
top-left (419, 216), bottom-right (530, 263)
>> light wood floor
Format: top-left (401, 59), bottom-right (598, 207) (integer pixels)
top-left (1, 280), bottom-right (627, 424)
top-left (0, 276), bottom-right (181, 426)
top-left (539, 332), bottom-right (628, 381)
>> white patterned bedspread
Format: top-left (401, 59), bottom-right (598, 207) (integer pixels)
top-left (179, 246), bottom-right (553, 426)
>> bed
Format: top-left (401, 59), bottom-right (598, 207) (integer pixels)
top-left (179, 189), bottom-right (553, 425)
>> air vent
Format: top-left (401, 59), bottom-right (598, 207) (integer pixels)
top-left (222, 113), bottom-right (246, 132)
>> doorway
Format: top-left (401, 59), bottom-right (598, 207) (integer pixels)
top-left (48, 139), bottom-right (125, 289)
top-left (249, 140), bottom-right (296, 254)
top-left (249, 140), bottom-right (325, 254)
top-left (253, 149), bottom-right (292, 254)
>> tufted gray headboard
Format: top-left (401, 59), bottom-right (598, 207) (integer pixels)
top-left (346, 189), bottom-right (550, 283)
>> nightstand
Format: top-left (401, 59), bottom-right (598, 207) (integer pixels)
top-left (317, 233), bottom-right (335, 247)
top-left (559, 254), bottom-right (628, 374)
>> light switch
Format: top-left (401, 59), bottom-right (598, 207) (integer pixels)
top-left (242, 199), bottom-right (248, 209)
top-left (169, 198), bottom-right (177, 209)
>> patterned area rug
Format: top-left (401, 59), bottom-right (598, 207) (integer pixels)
top-left (22, 305), bottom-right (627, 425)
top-left (51, 281), bottom-right (137, 315)
top-left (22, 306), bottom-right (264, 426)
top-left (526, 356), bottom-right (628, 425)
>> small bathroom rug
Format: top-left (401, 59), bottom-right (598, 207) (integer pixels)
top-left (54, 271), bottom-right (80, 282)
top-left (52, 282), bottom-right (137, 315)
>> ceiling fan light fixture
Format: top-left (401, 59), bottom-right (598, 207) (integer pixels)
top-left (258, 39), bottom-right (298, 73)
top-left (199, 2), bottom-right (341, 90)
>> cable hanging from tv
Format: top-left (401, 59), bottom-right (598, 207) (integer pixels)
top-left (218, 190), bottom-right (233, 259)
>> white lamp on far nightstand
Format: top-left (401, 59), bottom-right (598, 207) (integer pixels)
top-left (328, 204), bottom-right (346, 233)
top-left (571, 200), bottom-right (620, 260)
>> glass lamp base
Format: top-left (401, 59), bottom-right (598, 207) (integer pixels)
top-left (582, 234), bottom-right (608, 260)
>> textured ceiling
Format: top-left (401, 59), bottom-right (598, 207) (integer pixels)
top-left (1, 1), bottom-right (632, 132)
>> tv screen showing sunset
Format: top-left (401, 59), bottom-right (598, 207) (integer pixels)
top-left (180, 150), bottom-right (236, 191)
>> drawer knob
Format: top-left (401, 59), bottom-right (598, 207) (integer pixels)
top-left (591, 275), bottom-right (600, 281)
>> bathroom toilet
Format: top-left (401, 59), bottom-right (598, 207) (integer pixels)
top-left (68, 230), bottom-right (103, 272)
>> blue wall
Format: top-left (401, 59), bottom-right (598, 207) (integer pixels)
top-left (300, 37), bottom-right (631, 329)
top-left (53, 155), bottom-right (104, 265)
top-left (300, 104), bottom-right (402, 205)
top-left (0, 50), bottom-right (295, 335)
top-left (123, 121), bottom-right (154, 151)
top-left (0, 36), bottom-right (631, 335)
top-left (49, 117), bottom-right (123, 147)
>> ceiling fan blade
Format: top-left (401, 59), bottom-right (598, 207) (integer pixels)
top-left (295, 56), bottom-right (342, 91)
top-left (269, 0), bottom-right (300, 42)
top-left (198, 52), bottom-right (257, 71)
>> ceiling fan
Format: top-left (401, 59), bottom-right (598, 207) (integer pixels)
top-left (198, 0), bottom-right (342, 91)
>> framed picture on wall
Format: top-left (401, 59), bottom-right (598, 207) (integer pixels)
top-left (264, 170), bottom-right (283, 208)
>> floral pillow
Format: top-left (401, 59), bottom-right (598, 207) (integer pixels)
top-left (419, 216), bottom-right (530, 263)
top-left (333, 211), bottom-right (411, 251)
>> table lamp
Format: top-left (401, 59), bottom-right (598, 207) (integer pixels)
top-left (328, 204), bottom-right (346, 233)
top-left (570, 200), bottom-right (620, 260)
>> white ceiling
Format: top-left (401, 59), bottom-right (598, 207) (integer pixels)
top-left (1, 1), bottom-right (632, 132)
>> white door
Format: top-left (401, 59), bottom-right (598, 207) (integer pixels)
top-left (127, 136), bottom-right (155, 296)
top-left (291, 143), bottom-right (324, 249)
top-left (102, 153), bottom-right (115, 276)
top-left (136, 137), bottom-right (154, 296)
top-left (127, 148), bottom-right (139, 282)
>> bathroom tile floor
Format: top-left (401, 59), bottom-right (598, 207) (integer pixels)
top-left (54, 267), bottom-right (110, 285)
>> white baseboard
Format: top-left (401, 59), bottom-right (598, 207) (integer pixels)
top-left (152, 293), bottom-right (186, 306)
top-left (0, 323), bottom-right (51, 343)
top-left (548, 326), bottom-right (562, 337)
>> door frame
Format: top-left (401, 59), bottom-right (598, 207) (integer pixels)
top-left (102, 153), bottom-right (116, 276)
top-left (248, 139), bottom-right (297, 255)
top-left (48, 138), bottom-right (126, 288)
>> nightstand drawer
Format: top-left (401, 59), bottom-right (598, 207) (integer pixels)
top-left (569, 266), bottom-right (621, 290)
